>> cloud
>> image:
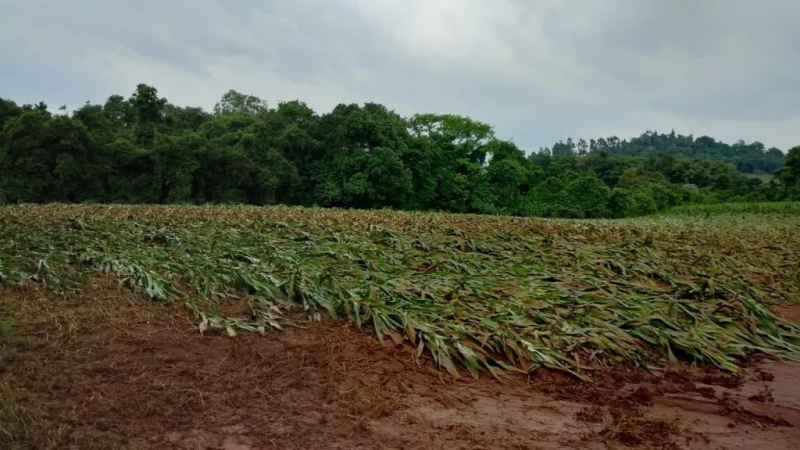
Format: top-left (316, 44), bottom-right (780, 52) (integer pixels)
top-left (1, 0), bottom-right (798, 151)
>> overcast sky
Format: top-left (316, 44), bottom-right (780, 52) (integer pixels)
top-left (1, 0), bottom-right (798, 152)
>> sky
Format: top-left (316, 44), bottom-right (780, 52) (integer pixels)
top-left (1, 0), bottom-right (798, 152)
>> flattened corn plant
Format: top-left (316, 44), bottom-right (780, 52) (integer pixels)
top-left (1, 204), bottom-right (799, 378)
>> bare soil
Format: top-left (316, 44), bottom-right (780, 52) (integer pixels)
top-left (2, 278), bottom-right (799, 449)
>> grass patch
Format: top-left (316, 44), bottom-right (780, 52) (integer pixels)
top-left (1, 204), bottom-right (799, 378)
top-left (667, 202), bottom-right (800, 216)
top-left (0, 315), bottom-right (66, 449)
top-left (0, 321), bottom-right (14, 340)
top-left (598, 407), bottom-right (679, 448)
top-left (0, 381), bottom-right (68, 450)
top-left (0, 319), bottom-right (25, 363)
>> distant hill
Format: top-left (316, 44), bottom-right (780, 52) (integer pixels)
top-left (547, 131), bottom-right (785, 174)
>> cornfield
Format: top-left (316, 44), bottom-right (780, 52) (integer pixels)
top-left (1, 204), bottom-right (799, 378)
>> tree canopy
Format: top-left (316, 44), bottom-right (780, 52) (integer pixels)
top-left (0, 84), bottom-right (796, 217)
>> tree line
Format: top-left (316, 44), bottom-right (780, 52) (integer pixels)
top-left (546, 133), bottom-right (786, 174)
top-left (1, 84), bottom-right (798, 218)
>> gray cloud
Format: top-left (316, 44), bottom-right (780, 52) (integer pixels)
top-left (1, 0), bottom-right (798, 151)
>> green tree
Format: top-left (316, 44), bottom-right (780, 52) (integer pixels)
top-left (487, 158), bottom-right (528, 214)
top-left (129, 84), bottom-right (167, 147)
top-left (564, 172), bottom-right (610, 218)
top-left (777, 146), bottom-right (800, 200)
top-left (315, 103), bottom-right (413, 208)
top-left (152, 131), bottom-right (202, 203)
top-left (213, 90), bottom-right (268, 117)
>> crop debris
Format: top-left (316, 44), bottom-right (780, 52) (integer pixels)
top-left (1, 204), bottom-right (798, 378)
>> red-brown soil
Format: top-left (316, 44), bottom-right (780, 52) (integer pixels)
top-left (2, 278), bottom-right (799, 449)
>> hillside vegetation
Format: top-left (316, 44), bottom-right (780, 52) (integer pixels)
top-left (1, 85), bottom-right (799, 218)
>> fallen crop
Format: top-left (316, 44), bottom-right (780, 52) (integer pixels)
top-left (1, 204), bottom-right (798, 378)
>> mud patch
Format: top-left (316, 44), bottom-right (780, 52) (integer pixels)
top-left (2, 279), bottom-right (800, 449)
top-left (777, 303), bottom-right (800, 324)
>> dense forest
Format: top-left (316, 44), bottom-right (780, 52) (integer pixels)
top-left (1, 84), bottom-right (798, 218)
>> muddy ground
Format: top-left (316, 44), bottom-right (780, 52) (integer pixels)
top-left (1, 277), bottom-right (799, 449)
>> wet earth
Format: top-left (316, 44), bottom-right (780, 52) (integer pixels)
top-left (1, 278), bottom-right (799, 449)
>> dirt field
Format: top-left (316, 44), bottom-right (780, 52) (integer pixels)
top-left (2, 278), bottom-right (799, 450)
